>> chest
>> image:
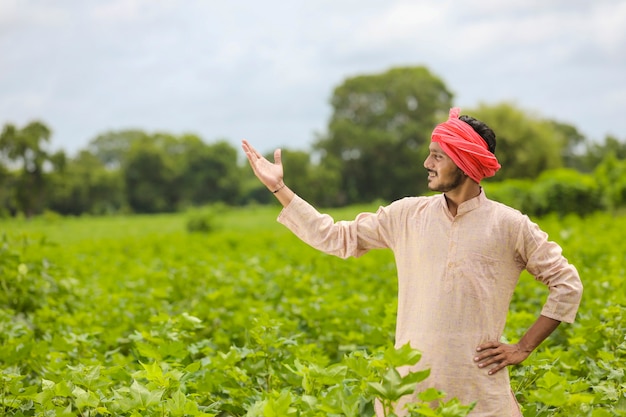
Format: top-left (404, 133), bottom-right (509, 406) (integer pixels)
top-left (402, 210), bottom-right (520, 267)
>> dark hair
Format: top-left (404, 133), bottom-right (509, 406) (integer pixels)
top-left (459, 115), bottom-right (496, 154)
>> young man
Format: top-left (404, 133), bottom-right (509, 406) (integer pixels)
top-left (241, 108), bottom-right (583, 416)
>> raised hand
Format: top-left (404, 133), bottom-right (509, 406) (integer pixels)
top-left (241, 139), bottom-right (284, 192)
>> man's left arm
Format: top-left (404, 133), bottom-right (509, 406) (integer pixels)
top-left (475, 217), bottom-right (583, 375)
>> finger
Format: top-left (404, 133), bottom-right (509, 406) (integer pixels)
top-left (474, 351), bottom-right (496, 362)
top-left (241, 140), bottom-right (255, 160)
top-left (476, 355), bottom-right (498, 368)
top-left (243, 149), bottom-right (257, 166)
top-left (476, 341), bottom-right (501, 352)
top-left (476, 349), bottom-right (509, 366)
top-left (474, 346), bottom-right (503, 362)
top-left (487, 361), bottom-right (508, 375)
top-left (274, 148), bottom-right (282, 165)
top-left (241, 139), bottom-right (262, 159)
top-left (241, 139), bottom-right (251, 153)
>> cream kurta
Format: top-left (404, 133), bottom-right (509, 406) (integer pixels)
top-left (277, 190), bottom-right (582, 416)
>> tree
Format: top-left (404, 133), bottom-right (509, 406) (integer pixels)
top-left (594, 152), bottom-right (626, 212)
top-left (123, 141), bottom-right (177, 213)
top-left (0, 162), bottom-right (16, 217)
top-left (576, 135), bottom-right (626, 172)
top-left (88, 130), bottom-right (150, 169)
top-left (466, 103), bottom-right (566, 181)
top-left (314, 66), bottom-right (454, 205)
top-left (0, 121), bottom-right (52, 216)
top-left (176, 137), bottom-right (242, 206)
top-left (47, 150), bottom-right (124, 215)
top-left (550, 121), bottom-right (586, 171)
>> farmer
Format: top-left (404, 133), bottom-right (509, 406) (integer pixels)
top-left (241, 108), bottom-right (583, 416)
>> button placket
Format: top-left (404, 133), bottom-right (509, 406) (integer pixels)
top-left (444, 219), bottom-right (459, 292)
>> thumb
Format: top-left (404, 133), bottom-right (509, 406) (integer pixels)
top-left (273, 148), bottom-right (282, 165)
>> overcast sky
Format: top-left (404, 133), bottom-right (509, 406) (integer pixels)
top-left (1, 0), bottom-right (625, 157)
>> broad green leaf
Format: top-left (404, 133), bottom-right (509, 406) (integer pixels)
top-left (129, 380), bottom-right (164, 409)
top-left (384, 343), bottom-right (422, 367)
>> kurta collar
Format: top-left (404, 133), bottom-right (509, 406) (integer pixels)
top-left (439, 188), bottom-right (487, 217)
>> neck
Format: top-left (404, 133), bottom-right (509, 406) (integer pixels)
top-left (443, 180), bottom-right (481, 216)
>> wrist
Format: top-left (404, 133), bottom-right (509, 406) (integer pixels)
top-left (271, 181), bottom-right (286, 193)
top-left (516, 340), bottom-right (534, 354)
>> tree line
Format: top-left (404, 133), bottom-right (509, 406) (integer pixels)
top-left (1, 66), bottom-right (625, 218)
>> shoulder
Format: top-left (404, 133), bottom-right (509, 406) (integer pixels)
top-left (386, 194), bottom-right (441, 212)
top-left (375, 195), bottom-right (442, 224)
top-left (484, 197), bottom-right (523, 217)
top-left (481, 195), bottom-right (533, 230)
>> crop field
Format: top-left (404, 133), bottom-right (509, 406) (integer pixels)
top-left (1, 205), bottom-right (625, 416)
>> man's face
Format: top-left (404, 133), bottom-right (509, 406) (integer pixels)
top-left (423, 142), bottom-right (465, 192)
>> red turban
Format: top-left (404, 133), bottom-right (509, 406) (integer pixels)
top-left (431, 107), bottom-right (501, 183)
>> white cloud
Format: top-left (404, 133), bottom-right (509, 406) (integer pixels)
top-left (0, 0), bottom-right (625, 154)
top-left (360, 1), bottom-right (449, 45)
top-left (588, 1), bottom-right (626, 58)
top-left (0, 0), bottom-right (69, 27)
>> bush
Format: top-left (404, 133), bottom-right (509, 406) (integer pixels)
top-left (483, 179), bottom-right (535, 214)
top-left (532, 169), bottom-right (603, 217)
top-left (0, 235), bottom-right (79, 314)
top-left (485, 169), bottom-right (604, 218)
top-left (185, 203), bottom-right (228, 233)
top-left (594, 153), bottom-right (626, 212)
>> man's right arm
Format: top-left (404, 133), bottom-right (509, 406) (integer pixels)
top-left (242, 139), bottom-right (393, 258)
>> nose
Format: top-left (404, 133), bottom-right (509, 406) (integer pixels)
top-left (424, 155), bottom-right (433, 170)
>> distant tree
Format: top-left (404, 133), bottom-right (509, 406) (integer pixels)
top-left (466, 103), bottom-right (566, 181)
top-left (0, 121), bottom-right (52, 216)
top-left (594, 152), bottom-right (626, 212)
top-left (88, 130), bottom-right (150, 169)
top-left (577, 135), bottom-right (626, 172)
top-left (314, 66), bottom-right (454, 205)
top-left (176, 137), bottom-right (242, 206)
top-left (47, 150), bottom-right (124, 215)
top-left (550, 120), bottom-right (587, 170)
top-left (123, 141), bottom-right (177, 213)
top-left (203, 140), bottom-right (242, 205)
top-left (0, 162), bottom-right (16, 216)
top-left (279, 149), bottom-right (315, 201)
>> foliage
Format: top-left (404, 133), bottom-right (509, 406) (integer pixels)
top-left (314, 66), bottom-right (454, 205)
top-left (593, 153), bottom-right (626, 213)
top-left (531, 169), bottom-right (603, 217)
top-left (124, 140), bottom-right (179, 213)
top-left (185, 204), bottom-right (228, 234)
top-left (0, 121), bottom-right (52, 216)
top-left (0, 207), bottom-right (625, 416)
top-left (573, 135), bottom-right (626, 172)
top-left (484, 169), bottom-right (604, 217)
top-left (466, 103), bottom-right (566, 180)
top-left (46, 150), bottom-right (125, 215)
top-left (2, 66), bottom-right (626, 216)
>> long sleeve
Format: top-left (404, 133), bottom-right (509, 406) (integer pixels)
top-left (277, 195), bottom-right (395, 259)
top-left (516, 217), bottom-right (583, 323)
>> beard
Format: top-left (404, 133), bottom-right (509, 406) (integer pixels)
top-left (427, 167), bottom-right (465, 192)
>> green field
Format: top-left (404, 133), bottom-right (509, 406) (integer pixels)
top-left (1, 206), bottom-right (625, 416)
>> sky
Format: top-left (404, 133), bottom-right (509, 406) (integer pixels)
top-left (1, 0), bottom-right (625, 157)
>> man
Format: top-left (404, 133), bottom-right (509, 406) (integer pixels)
top-left (241, 108), bottom-right (583, 416)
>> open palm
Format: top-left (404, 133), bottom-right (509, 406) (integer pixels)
top-left (241, 139), bottom-right (283, 190)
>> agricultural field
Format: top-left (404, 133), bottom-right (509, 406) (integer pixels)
top-left (1, 204), bottom-right (625, 416)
